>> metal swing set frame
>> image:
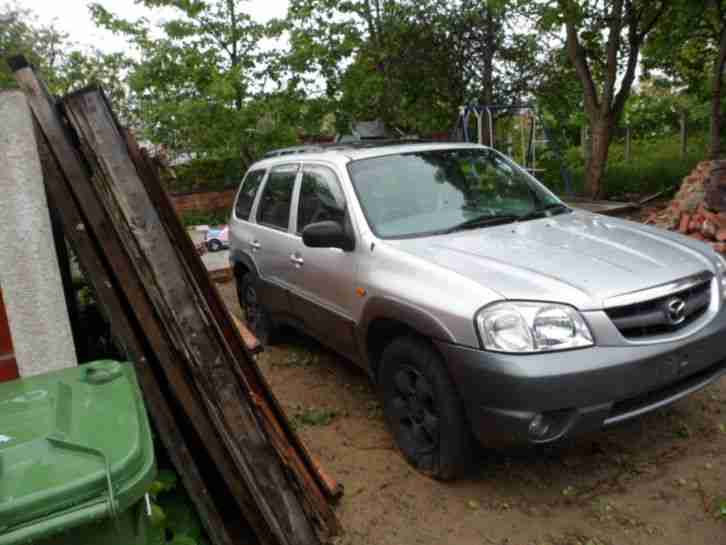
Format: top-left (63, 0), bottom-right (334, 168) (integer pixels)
top-left (453, 103), bottom-right (574, 196)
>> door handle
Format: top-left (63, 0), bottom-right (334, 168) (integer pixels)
top-left (290, 254), bottom-right (304, 266)
top-left (250, 240), bottom-right (261, 252)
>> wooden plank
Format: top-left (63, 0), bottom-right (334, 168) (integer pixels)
top-left (232, 314), bottom-right (263, 355)
top-left (63, 87), bottom-right (336, 544)
top-left (33, 124), bottom-right (239, 545)
top-left (129, 135), bottom-right (342, 508)
top-left (12, 58), bottom-right (267, 545)
top-left (563, 197), bottom-right (639, 216)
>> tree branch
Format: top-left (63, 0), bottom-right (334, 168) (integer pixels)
top-left (602, 0), bottom-right (624, 113)
top-left (563, 15), bottom-right (600, 116)
top-left (637, 1), bottom-right (668, 42)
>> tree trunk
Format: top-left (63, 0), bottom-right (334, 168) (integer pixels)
top-left (711, 28), bottom-right (726, 159)
top-left (586, 118), bottom-right (611, 199)
top-left (479, 7), bottom-right (495, 146)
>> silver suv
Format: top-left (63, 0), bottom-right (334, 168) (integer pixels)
top-left (230, 142), bottom-right (726, 479)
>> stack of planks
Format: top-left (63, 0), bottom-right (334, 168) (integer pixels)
top-left (10, 56), bottom-right (341, 545)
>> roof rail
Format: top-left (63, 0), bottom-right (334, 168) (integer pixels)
top-left (262, 138), bottom-right (445, 158)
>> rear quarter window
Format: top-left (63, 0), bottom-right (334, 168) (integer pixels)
top-left (234, 170), bottom-right (266, 221)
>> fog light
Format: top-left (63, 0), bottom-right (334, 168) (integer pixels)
top-left (528, 414), bottom-right (551, 439)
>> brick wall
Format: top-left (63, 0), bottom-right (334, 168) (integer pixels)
top-left (0, 291), bottom-right (19, 383)
top-left (170, 188), bottom-right (237, 216)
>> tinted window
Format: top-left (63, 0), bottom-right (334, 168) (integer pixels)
top-left (297, 166), bottom-right (347, 233)
top-left (256, 165), bottom-right (298, 230)
top-left (235, 170), bottom-right (265, 220)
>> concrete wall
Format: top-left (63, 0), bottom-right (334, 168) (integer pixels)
top-left (0, 91), bottom-right (77, 376)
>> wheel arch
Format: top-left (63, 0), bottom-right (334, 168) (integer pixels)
top-left (230, 249), bottom-right (258, 279)
top-left (357, 296), bottom-right (457, 381)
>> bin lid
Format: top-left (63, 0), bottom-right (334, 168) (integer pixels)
top-left (0, 361), bottom-right (155, 532)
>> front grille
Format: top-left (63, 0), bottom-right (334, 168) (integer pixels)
top-left (605, 278), bottom-right (712, 339)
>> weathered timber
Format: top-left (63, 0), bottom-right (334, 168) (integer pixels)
top-left (127, 133), bottom-right (340, 506)
top-left (232, 315), bottom-right (263, 356)
top-left (33, 123), bottom-right (240, 545)
top-left (62, 87), bottom-right (337, 544)
top-left (12, 58), bottom-right (268, 545)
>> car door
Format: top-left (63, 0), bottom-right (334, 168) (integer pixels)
top-left (245, 163), bottom-right (301, 323)
top-left (288, 163), bottom-right (360, 358)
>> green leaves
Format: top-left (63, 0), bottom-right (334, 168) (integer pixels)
top-left (148, 468), bottom-right (208, 545)
top-left (718, 498), bottom-right (726, 519)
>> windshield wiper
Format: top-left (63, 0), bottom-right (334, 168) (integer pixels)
top-left (442, 214), bottom-right (520, 234)
top-left (517, 202), bottom-right (571, 222)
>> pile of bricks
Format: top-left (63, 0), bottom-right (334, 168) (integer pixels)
top-left (646, 160), bottom-right (726, 253)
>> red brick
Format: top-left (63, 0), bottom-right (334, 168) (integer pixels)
top-left (679, 214), bottom-right (691, 233)
top-left (689, 217), bottom-right (703, 233)
top-left (712, 242), bottom-right (726, 253)
top-left (690, 232), bottom-right (706, 241)
top-left (717, 228), bottom-right (726, 242)
top-left (170, 188), bottom-right (236, 216)
top-left (702, 219), bottom-right (717, 239)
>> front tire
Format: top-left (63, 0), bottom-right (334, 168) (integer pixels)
top-left (237, 271), bottom-right (276, 346)
top-left (379, 336), bottom-right (472, 480)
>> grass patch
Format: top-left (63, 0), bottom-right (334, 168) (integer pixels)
top-left (538, 132), bottom-right (708, 199)
top-left (290, 406), bottom-right (339, 429)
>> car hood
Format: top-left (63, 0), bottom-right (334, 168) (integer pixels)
top-left (390, 211), bottom-right (717, 310)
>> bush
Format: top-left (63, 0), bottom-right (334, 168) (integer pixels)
top-left (537, 132), bottom-right (708, 199)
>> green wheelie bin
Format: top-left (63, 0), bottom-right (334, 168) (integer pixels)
top-left (0, 360), bottom-right (156, 545)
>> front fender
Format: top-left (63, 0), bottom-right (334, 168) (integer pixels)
top-left (356, 295), bottom-right (458, 374)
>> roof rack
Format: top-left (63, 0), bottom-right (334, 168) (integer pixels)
top-left (262, 138), bottom-right (442, 158)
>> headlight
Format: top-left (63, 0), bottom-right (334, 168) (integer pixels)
top-left (715, 253), bottom-right (726, 300)
top-left (476, 302), bottom-right (594, 353)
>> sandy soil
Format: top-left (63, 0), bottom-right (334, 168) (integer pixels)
top-left (218, 268), bottom-right (726, 545)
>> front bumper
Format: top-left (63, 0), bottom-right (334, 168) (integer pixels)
top-left (436, 308), bottom-right (726, 445)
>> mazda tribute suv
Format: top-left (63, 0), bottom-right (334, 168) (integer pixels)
top-left (229, 142), bottom-right (726, 480)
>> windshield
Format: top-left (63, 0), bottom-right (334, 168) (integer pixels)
top-left (348, 147), bottom-right (565, 239)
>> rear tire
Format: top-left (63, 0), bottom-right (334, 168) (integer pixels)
top-left (379, 336), bottom-right (473, 480)
top-left (207, 239), bottom-right (223, 252)
top-left (237, 271), bottom-right (276, 346)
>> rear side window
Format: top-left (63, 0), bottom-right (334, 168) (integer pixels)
top-left (256, 165), bottom-right (298, 230)
top-left (235, 170), bottom-right (265, 220)
top-left (297, 165), bottom-right (347, 233)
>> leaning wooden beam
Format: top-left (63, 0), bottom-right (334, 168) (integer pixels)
top-left (63, 84), bottom-right (337, 545)
top-left (11, 58), bottom-right (269, 544)
top-left (12, 56), bottom-right (339, 544)
top-left (32, 90), bottom-right (240, 545)
top-left (127, 133), bottom-right (340, 504)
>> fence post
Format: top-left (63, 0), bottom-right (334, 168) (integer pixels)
top-left (680, 111), bottom-right (688, 159)
top-left (625, 125), bottom-right (632, 162)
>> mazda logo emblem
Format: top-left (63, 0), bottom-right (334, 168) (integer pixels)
top-left (665, 297), bottom-right (687, 325)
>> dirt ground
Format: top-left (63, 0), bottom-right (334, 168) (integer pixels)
top-left (218, 264), bottom-right (726, 545)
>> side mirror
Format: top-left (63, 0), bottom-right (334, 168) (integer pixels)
top-left (302, 221), bottom-right (355, 251)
